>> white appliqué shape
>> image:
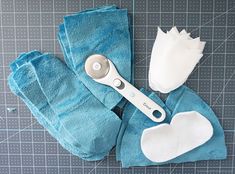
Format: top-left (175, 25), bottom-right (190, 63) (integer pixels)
top-left (149, 27), bottom-right (206, 93)
top-left (141, 111), bottom-right (213, 163)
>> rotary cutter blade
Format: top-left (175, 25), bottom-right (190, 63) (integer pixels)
top-left (85, 54), bottom-right (166, 123)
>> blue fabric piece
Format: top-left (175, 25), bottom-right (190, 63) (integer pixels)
top-left (116, 88), bottom-right (151, 161)
top-left (58, 5), bottom-right (132, 109)
top-left (117, 86), bottom-right (227, 167)
top-left (8, 51), bottom-right (121, 161)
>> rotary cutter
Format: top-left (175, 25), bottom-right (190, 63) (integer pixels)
top-left (85, 54), bottom-right (166, 122)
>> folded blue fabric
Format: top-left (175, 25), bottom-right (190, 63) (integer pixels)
top-left (58, 5), bottom-right (132, 109)
top-left (115, 89), bottom-right (157, 161)
top-left (117, 86), bottom-right (227, 167)
top-left (8, 51), bottom-right (121, 160)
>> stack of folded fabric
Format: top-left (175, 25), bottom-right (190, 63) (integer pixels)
top-left (8, 5), bottom-right (227, 167)
top-left (8, 51), bottom-right (121, 160)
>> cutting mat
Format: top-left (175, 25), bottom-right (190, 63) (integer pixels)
top-left (0, 0), bottom-right (235, 173)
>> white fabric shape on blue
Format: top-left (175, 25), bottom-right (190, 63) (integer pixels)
top-left (149, 27), bottom-right (206, 93)
top-left (141, 111), bottom-right (213, 163)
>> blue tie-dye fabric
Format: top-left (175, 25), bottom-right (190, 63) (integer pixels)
top-left (8, 51), bottom-right (121, 161)
top-left (58, 5), bottom-right (132, 109)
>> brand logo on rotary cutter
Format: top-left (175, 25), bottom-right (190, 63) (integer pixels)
top-left (143, 102), bottom-right (151, 110)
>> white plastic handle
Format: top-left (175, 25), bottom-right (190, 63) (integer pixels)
top-left (95, 60), bottom-right (166, 123)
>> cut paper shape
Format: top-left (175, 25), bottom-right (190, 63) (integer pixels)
top-left (141, 111), bottom-right (213, 163)
top-left (149, 27), bottom-right (206, 93)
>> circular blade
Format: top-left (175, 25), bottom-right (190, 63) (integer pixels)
top-left (85, 54), bottom-right (110, 79)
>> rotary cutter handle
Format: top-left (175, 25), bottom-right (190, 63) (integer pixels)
top-left (85, 54), bottom-right (166, 123)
